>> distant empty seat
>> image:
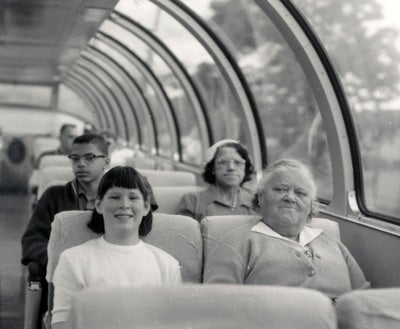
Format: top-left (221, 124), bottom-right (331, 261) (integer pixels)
top-left (38, 154), bottom-right (70, 169)
top-left (201, 215), bottom-right (340, 264)
top-left (153, 186), bottom-right (207, 214)
top-left (66, 284), bottom-right (336, 329)
top-left (140, 169), bottom-right (197, 186)
top-left (336, 288), bottom-right (400, 329)
top-left (130, 153), bottom-right (157, 169)
top-left (32, 137), bottom-right (59, 163)
top-left (47, 211), bottom-right (202, 284)
top-left (37, 166), bottom-right (73, 198)
top-left (28, 170), bottom-right (40, 194)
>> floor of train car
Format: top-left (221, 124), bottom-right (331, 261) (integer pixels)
top-left (0, 192), bottom-right (30, 329)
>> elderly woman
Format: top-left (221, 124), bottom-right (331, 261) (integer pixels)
top-left (51, 167), bottom-right (181, 328)
top-left (176, 139), bottom-right (256, 222)
top-left (203, 159), bottom-right (369, 298)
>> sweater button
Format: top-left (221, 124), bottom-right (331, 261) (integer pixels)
top-left (308, 269), bottom-right (316, 277)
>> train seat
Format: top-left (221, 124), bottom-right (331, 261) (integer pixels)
top-left (201, 215), bottom-right (340, 264)
top-left (140, 169), bottom-right (197, 186)
top-left (66, 284), bottom-right (336, 329)
top-left (38, 154), bottom-right (70, 169)
top-left (37, 166), bottom-right (74, 199)
top-left (47, 210), bottom-right (203, 284)
top-left (153, 185), bottom-right (207, 214)
top-left (336, 288), bottom-right (400, 329)
top-left (132, 154), bottom-right (158, 169)
top-left (32, 137), bottom-right (60, 163)
top-left (28, 169), bottom-right (40, 194)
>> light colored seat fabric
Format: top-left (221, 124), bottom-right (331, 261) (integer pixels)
top-left (133, 154), bottom-right (157, 169)
top-left (153, 186), bottom-right (207, 214)
top-left (66, 284), bottom-right (337, 329)
top-left (38, 155), bottom-right (70, 169)
top-left (37, 166), bottom-right (73, 198)
top-left (28, 169), bottom-right (40, 193)
top-left (140, 169), bottom-right (197, 186)
top-left (336, 288), bottom-right (400, 329)
top-left (201, 215), bottom-right (340, 264)
top-left (47, 210), bottom-right (202, 283)
top-left (32, 137), bottom-right (59, 162)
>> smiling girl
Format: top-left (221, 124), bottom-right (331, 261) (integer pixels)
top-left (51, 167), bottom-right (182, 328)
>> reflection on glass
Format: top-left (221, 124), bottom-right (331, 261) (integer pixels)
top-left (115, 0), bottom-right (254, 162)
top-left (100, 19), bottom-right (202, 163)
top-left (88, 41), bottom-right (157, 153)
top-left (292, 0), bottom-right (400, 218)
top-left (190, 0), bottom-right (333, 200)
top-left (58, 85), bottom-right (98, 125)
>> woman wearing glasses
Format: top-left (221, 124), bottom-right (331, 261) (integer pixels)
top-left (177, 140), bottom-right (256, 222)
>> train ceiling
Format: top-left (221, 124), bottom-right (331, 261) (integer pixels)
top-left (0, 0), bottom-right (118, 85)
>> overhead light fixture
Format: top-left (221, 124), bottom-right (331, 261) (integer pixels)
top-left (81, 8), bottom-right (108, 23)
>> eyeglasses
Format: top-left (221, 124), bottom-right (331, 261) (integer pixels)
top-left (215, 158), bottom-right (246, 167)
top-left (68, 153), bottom-right (106, 163)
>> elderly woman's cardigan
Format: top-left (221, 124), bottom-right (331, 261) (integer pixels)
top-left (203, 221), bottom-right (369, 298)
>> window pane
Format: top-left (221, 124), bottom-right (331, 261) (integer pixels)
top-left (58, 85), bottom-right (100, 126)
top-left (292, 0), bottom-right (400, 218)
top-left (115, 0), bottom-right (258, 163)
top-left (100, 19), bottom-right (202, 163)
top-left (190, 0), bottom-right (333, 200)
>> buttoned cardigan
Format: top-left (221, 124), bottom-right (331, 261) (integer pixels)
top-left (203, 221), bottom-right (370, 298)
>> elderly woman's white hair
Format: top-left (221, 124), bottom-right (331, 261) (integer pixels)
top-left (257, 159), bottom-right (319, 217)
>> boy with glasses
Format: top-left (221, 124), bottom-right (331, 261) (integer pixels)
top-left (21, 133), bottom-right (109, 323)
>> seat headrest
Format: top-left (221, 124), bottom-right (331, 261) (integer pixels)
top-left (336, 288), bottom-right (400, 329)
top-left (37, 166), bottom-right (73, 198)
top-left (33, 137), bottom-right (59, 160)
top-left (153, 186), bottom-right (207, 214)
top-left (38, 155), bottom-right (70, 169)
top-left (139, 169), bottom-right (197, 186)
top-left (47, 211), bottom-right (202, 283)
top-left (67, 284), bottom-right (336, 329)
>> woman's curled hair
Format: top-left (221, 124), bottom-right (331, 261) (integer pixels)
top-left (87, 166), bottom-right (153, 236)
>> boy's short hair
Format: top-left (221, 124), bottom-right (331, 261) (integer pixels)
top-left (73, 134), bottom-right (108, 157)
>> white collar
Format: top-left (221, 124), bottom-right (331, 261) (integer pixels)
top-left (251, 221), bottom-right (322, 247)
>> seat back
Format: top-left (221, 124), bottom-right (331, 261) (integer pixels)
top-left (201, 215), bottom-right (340, 264)
top-left (28, 169), bottom-right (40, 194)
top-left (32, 136), bottom-right (59, 162)
top-left (47, 211), bottom-right (202, 283)
top-left (336, 288), bottom-right (400, 329)
top-left (140, 169), bottom-right (197, 186)
top-left (66, 285), bottom-right (336, 329)
top-left (37, 166), bottom-right (73, 198)
top-left (153, 186), bottom-right (207, 214)
top-left (133, 154), bottom-right (157, 169)
top-left (38, 154), bottom-right (70, 169)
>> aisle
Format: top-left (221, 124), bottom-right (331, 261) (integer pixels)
top-left (0, 193), bottom-right (31, 329)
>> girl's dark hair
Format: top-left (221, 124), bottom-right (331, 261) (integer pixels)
top-left (87, 166), bottom-right (153, 236)
top-left (202, 142), bottom-right (254, 185)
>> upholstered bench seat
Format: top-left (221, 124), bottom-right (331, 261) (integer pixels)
top-left (66, 284), bottom-right (337, 329)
